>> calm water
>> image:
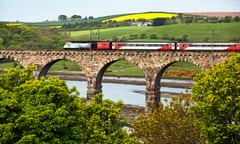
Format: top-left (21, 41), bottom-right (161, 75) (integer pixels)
top-left (66, 80), bottom-right (190, 107)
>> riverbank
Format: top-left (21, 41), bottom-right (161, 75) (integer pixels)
top-left (59, 75), bottom-right (193, 124)
top-left (48, 74), bottom-right (195, 89)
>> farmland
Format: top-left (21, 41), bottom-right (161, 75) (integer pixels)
top-left (70, 22), bottom-right (240, 42)
top-left (26, 12), bottom-right (177, 27)
top-left (102, 12), bottom-right (177, 22)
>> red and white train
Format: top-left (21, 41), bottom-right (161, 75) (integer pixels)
top-left (63, 41), bottom-right (240, 51)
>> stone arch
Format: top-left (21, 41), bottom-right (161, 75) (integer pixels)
top-left (0, 54), bottom-right (24, 68)
top-left (96, 57), bottom-right (143, 84)
top-left (92, 57), bottom-right (144, 100)
top-left (38, 58), bottom-right (86, 79)
top-left (95, 60), bottom-right (118, 92)
top-left (153, 59), bottom-right (201, 106)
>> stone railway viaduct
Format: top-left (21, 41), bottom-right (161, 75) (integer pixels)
top-left (0, 50), bottom-right (235, 112)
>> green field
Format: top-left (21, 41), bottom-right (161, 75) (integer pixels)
top-left (70, 23), bottom-right (240, 42)
top-left (0, 60), bottom-right (200, 78)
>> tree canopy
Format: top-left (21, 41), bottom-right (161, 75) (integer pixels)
top-left (0, 66), bottom-right (139, 143)
top-left (131, 95), bottom-right (201, 144)
top-left (191, 54), bottom-right (240, 144)
top-left (0, 24), bottom-right (65, 49)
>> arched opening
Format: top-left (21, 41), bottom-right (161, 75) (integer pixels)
top-left (155, 61), bottom-right (201, 105)
top-left (96, 59), bottom-right (146, 106)
top-left (39, 59), bottom-right (87, 98)
top-left (0, 58), bottom-right (23, 72)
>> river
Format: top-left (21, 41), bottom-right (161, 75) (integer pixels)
top-left (65, 80), bottom-right (191, 107)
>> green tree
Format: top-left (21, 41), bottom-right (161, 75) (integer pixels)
top-left (1, 24), bottom-right (65, 49)
top-left (152, 18), bottom-right (167, 26)
top-left (131, 95), bottom-right (201, 144)
top-left (191, 54), bottom-right (240, 144)
top-left (0, 37), bottom-right (3, 48)
top-left (71, 15), bottom-right (82, 20)
top-left (0, 66), bottom-right (139, 144)
top-left (140, 33), bottom-right (147, 39)
top-left (224, 16), bottom-right (232, 23)
top-left (58, 15), bottom-right (67, 21)
top-left (149, 34), bottom-right (158, 39)
top-left (234, 16), bottom-right (240, 22)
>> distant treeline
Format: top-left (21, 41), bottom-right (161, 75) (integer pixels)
top-left (61, 14), bottom-right (240, 31)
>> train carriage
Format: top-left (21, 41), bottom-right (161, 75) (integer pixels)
top-left (178, 42), bottom-right (240, 51)
top-left (63, 41), bottom-right (240, 51)
top-left (63, 41), bottom-right (93, 50)
top-left (112, 42), bottom-right (174, 50)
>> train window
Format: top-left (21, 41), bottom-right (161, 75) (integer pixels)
top-left (149, 44), bottom-right (158, 46)
top-left (136, 44), bottom-right (145, 46)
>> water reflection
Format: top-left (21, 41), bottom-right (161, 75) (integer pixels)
top-left (66, 80), bottom-right (190, 107)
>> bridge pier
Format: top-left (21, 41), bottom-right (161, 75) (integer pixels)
top-left (144, 68), bottom-right (160, 112)
top-left (86, 76), bottom-right (102, 101)
top-left (145, 88), bottom-right (160, 112)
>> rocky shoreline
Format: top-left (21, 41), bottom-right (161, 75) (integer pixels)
top-left (47, 74), bottom-right (194, 89)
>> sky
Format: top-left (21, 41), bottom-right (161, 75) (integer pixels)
top-left (1, 0), bottom-right (240, 22)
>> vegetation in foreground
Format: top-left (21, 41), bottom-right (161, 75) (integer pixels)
top-left (0, 54), bottom-right (239, 143)
top-left (132, 95), bottom-right (201, 144)
top-left (0, 66), bottom-right (139, 143)
top-left (131, 54), bottom-right (240, 144)
top-left (191, 54), bottom-right (240, 144)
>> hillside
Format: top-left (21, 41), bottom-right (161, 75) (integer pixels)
top-left (2, 11), bottom-right (239, 28)
top-left (1, 11), bottom-right (239, 43)
top-left (24, 12), bottom-right (178, 27)
top-left (185, 12), bottom-right (240, 17)
top-left (70, 23), bottom-right (240, 42)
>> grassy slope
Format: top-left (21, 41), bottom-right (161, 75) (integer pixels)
top-left (70, 23), bottom-right (240, 42)
top-left (26, 14), bottom-right (131, 27)
top-left (71, 26), bottom-right (151, 40)
top-left (0, 60), bottom-right (200, 78)
top-left (26, 12), bottom-right (176, 27)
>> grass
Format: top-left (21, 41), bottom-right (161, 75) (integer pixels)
top-left (166, 62), bottom-right (201, 72)
top-left (48, 60), bottom-right (82, 71)
top-left (70, 23), bottom-right (240, 42)
top-left (104, 60), bottom-right (144, 77)
top-left (0, 60), bottom-right (200, 78)
top-left (25, 12), bottom-right (176, 27)
top-left (0, 60), bottom-right (19, 69)
top-left (71, 26), bottom-right (151, 40)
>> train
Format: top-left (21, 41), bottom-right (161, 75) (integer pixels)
top-left (63, 41), bottom-right (240, 51)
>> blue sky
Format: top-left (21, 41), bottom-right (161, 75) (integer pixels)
top-left (1, 0), bottom-right (240, 22)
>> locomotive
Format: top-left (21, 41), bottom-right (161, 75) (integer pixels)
top-left (63, 41), bottom-right (240, 51)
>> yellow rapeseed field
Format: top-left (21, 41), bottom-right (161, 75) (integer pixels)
top-left (102, 12), bottom-right (178, 22)
top-left (47, 25), bottom-right (62, 29)
top-left (6, 23), bottom-right (23, 27)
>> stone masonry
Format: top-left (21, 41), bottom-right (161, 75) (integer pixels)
top-left (0, 50), bottom-right (234, 112)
